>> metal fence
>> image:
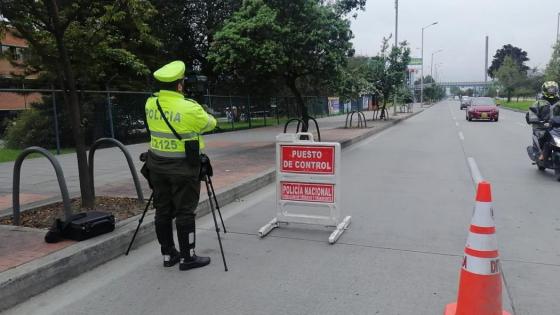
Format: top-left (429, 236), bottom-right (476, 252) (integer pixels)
top-left (203, 95), bottom-right (329, 131)
top-left (0, 88), bottom-right (330, 152)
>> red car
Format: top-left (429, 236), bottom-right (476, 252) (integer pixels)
top-left (466, 97), bottom-right (499, 121)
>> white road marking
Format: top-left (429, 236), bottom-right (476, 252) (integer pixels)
top-left (458, 131), bottom-right (465, 141)
top-left (516, 122), bottom-right (527, 127)
top-left (467, 157), bottom-right (484, 184)
top-left (455, 122), bottom-right (459, 127)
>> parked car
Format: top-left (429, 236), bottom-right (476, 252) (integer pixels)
top-left (460, 96), bottom-right (471, 110)
top-left (466, 97), bottom-right (499, 121)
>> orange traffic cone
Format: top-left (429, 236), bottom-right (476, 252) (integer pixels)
top-left (444, 181), bottom-right (511, 315)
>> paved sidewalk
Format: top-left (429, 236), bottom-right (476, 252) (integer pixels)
top-left (0, 107), bottom-right (420, 284)
top-left (0, 112), bottom-right (404, 213)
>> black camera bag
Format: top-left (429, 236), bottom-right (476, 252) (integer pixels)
top-left (62, 211), bottom-right (115, 241)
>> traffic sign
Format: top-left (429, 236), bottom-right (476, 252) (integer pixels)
top-left (280, 145), bottom-right (335, 174)
top-left (280, 181), bottom-right (335, 203)
top-left (258, 133), bottom-right (351, 244)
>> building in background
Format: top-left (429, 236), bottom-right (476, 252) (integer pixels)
top-left (0, 28), bottom-right (41, 111)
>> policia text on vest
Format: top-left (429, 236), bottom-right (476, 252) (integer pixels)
top-left (143, 60), bottom-right (218, 271)
top-left (146, 90), bottom-right (216, 159)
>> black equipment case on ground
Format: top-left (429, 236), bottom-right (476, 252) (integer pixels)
top-left (63, 211), bottom-right (115, 241)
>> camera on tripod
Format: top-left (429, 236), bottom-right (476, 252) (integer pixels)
top-left (199, 153), bottom-right (213, 180)
top-left (139, 152), bottom-right (148, 162)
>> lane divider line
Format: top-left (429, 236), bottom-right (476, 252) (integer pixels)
top-left (458, 131), bottom-right (465, 141)
top-left (467, 157), bottom-right (483, 184)
top-left (455, 122), bottom-right (459, 127)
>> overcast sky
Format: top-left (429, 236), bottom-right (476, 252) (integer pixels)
top-left (350, 0), bottom-right (559, 82)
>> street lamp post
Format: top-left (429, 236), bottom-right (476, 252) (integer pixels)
top-left (395, 0), bottom-right (399, 47)
top-left (430, 49), bottom-right (443, 79)
top-left (421, 21), bottom-right (438, 106)
top-left (106, 74), bottom-right (118, 139)
top-left (393, 0), bottom-right (399, 115)
top-left (557, 12), bottom-right (559, 43)
top-left (434, 63), bottom-right (443, 82)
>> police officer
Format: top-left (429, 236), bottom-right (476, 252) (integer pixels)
top-left (145, 61), bottom-right (216, 270)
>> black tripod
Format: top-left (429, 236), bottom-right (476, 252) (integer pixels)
top-left (126, 154), bottom-right (228, 272)
top-left (125, 192), bottom-right (153, 256)
top-left (200, 153), bottom-right (228, 271)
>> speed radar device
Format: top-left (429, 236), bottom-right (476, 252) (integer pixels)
top-left (258, 133), bottom-right (351, 244)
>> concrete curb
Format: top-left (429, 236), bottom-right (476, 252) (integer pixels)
top-left (0, 108), bottom-right (426, 311)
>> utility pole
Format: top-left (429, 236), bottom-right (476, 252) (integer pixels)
top-left (485, 36), bottom-right (489, 83)
top-left (421, 22), bottom-right (438, 106)
top-left (395, 0), bottom-right (398, 47)
top-left (393, 0), bottom-right (399, 115)
top-left (430, 49), bottom-right (443, 79)
top-left (557, 12), bottom-right (559, 43)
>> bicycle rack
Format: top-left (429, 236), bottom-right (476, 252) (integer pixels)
top-left (88, 138), bottom-right (144, 202)
top-left (12, 146), bottom-right (72, 226)
top-left (345, 111), bottom-right (367, 128)
top-left (283, 117), bottom-right (322, 141)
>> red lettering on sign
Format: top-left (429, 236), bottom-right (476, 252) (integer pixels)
top-left (280, 182), bottom-right (335, 203)
top-left (280, 145), bottom-right (335, 174)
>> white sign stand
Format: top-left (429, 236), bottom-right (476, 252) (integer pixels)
top-left (258, 133), bottom-right (351, 244)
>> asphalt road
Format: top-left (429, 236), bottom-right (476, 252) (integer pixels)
top-left (5, 101), bottom-right (559, 315)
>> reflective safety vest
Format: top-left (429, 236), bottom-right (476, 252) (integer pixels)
top-left (145, 90), bottom-right (216, 158)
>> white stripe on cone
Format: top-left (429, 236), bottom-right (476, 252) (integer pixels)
top-left (466, 232), bottom-right (498, 252)
top-left (471, 202), bottom-right (495, 227)
top-left (462, 254), bottom-right (501, 276)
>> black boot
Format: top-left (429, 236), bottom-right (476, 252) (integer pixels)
top-left (155, 221), bottom-right (180, 267)
top-left (163, 247), bottom-right (180, 267)
top-left (176, 222), bottom-right (211, 271)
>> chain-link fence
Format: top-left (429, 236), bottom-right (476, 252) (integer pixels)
top-left (203, 95), bottom-right (329, 132)
top-left (0, 88), bottom-right (330, 152)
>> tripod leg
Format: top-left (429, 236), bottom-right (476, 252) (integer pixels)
top-left (207, 176), bottom-right (227, 233)
top-left (205, 178), bottom-right (228, 271)
top-left (125, 193), bottom-right (153, 255)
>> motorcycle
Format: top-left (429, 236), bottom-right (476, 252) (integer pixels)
top-left (526, 101), bottom-right (560, 181)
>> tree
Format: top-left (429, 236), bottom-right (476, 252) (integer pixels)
top-left (545, 42), bottom-right (560, 83)
top-left (364, 37), bottom-right (410, 118)
top-left (484, 85), bottom-right (498, 97)
top-left (149, 0), bottom-right (242, 81)
top-left (514, 86), bottom-right (533, 101)
top-left (0, 0), bottom-right (157, 208)
top-left (450, 86), bottom-right (461, 96)
top-left (495, 56), bottom-right (525, 102)
top-left (488, 44), bottom-right (529, 78)
top-left (209, 0), bottom-right (360, 130)
top-left (336, 57), bottom-right (374, 103)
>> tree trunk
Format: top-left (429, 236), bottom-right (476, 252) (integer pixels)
top-left (380, 98), bottom-right (387, 120)
top-left (286, 77), bottom-right (309, 132)
top-left (48, 0), bottom-right (95, 209)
